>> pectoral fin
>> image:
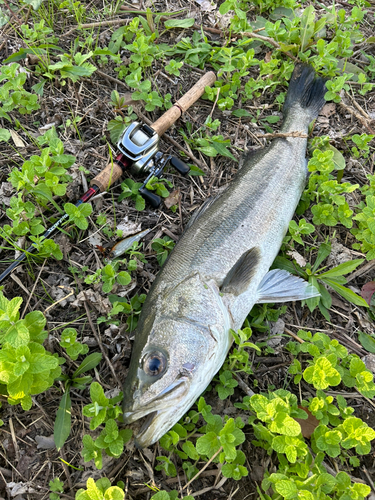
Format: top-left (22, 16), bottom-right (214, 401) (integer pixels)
top-left (256, 269), bottom-right (320, 303)
top-left (221, 248), bottom-right (261, 296)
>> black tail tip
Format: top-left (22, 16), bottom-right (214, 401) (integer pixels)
top-left (284, 63), bottom-right (327, 118)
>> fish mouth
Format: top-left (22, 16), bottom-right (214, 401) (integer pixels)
top-left (123, 377), bottom-right (190, 448)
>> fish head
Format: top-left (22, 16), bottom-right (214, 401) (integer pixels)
top-left (122, 275), bottom-right (231, 448)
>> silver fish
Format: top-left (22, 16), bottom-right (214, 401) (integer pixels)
top-left (106, 228), bottom-right (152, 260)
top-left (122, 65), bottom-right (326, 448)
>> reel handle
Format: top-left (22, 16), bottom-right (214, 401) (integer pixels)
top-left (138, 187), bottom-right (162, 208)
top-left (151, 71), bottom-right (216, 136)
top-left (170, 156), bottom-right (190, 175)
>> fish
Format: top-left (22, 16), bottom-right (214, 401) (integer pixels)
top-left (122, 64), bottom-right (327, 448)
top-left (106, 228), bottom-right (152, 261)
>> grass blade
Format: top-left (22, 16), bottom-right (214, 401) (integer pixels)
top-left (54, 390), bottom-right (72, 451)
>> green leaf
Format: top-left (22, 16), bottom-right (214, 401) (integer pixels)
top-left (182, 441), bottom-right (200, 460)
top-left (24, 0), bottom-right (45, 9)
top-left (232, 109), bottom-right (252, 118)
top-left (0, 128), bottom-right (11, 142)
top-left (73, 353), bottom-right (102, 378)
top-left (188, 164), bottom-right (205, 176)
top-left (303, 357), bottom-right (341, 390)
top-left (196, 431), bottom-right (220, 457)
top-left (134, 195), bottom-right (146, 211)
top-left (300, 5), bottom-right (315, 52)
top-left (82, 435), bottom-right (103, 469)
top-left (54, 390), bottom-right (71, 450)
top-left (104, 486), bottom-right (125, 500)
top-left (358, 331), bottom-right (375, 354)
top-left (164, 18), bottom-right (195, 28)
top-left (275, 479), bottom-right (298, 499)
top-left (117, 271), bottom-right (131, 286)
top-left (150, 492), bottom-right (170, 500)
top-left (323, 279), bottom-right (369, 308)
top-left (90, 381), bottom-right (108, 405)
top-left (337, 60), bottom-right (364, 81)
top-left (211, 141), bottom-right (236, 161)
top-left (322, 144), bottom-right (346, 171)
top-left (318, 259), bottom-right (363, 278)
top-left (312, 242), bottom-right (331, 273)
top-left (269, 412), bottom-right (301, 437)
top-left (49, 478), bottom-right (64, 493)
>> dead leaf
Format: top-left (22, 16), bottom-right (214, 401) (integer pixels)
top-left (362, 354), bottom-right (375, 374)
top-left (88, 231), bottom-right (103, 248)
top-left (216, 10), bottom-right (232, 28)
top-left (6, 483), bottom-right (36, 497)
top-left (195, 0), bottom-right (217, 11)
top-left (294, 407), bottom-right (319, 439)
top-left (71, 289), bottom-right (111, 314)
top-left (0, 182), bottom-right (14, 206)
top-left (361, 281), bottom-right (375, 305)
top-left (164, 189), bottom-right (181, 209)
top-left (116, 216), bottom-right (142, 237)
top-left (287, 250), bottom-right (306, 267)
top-left (320, 103), bottom-right (336, 117)
top-left (35, 435), bottom-right (56, 449)
top-left (38, 122), bottom-right (58, 133)
top-left (10, 130), bottom-right (26, 148)
top-left (264, 51), bottom-right (272, 63)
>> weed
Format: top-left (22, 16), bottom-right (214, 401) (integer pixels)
top-left (275, 241), bottom-right (368, 320)
top-left (0, 290), bottom-right (63, 410)
top-left (54, 352), bottom-right (102, 450)
top-left (0, 63), bottom-right (40, 120)
top-left (84, 261), bottom-right (131, 293)
top-left (98, 293), bottom-right (146, 331)
top-left (151, 236), bottom-right (175, 266)
top-left (165, 59), bottom-right (183, 76)
top-left (146, 176), bottom-right (173, 199)
top-left (76, 478), bottom-right (125, 500)
top-left (46, 52), bottom-right (96, 83)
top-left (118, 178), bottom-right (146, 211)
top-left (59, 328), bottom-right (89, 361)
top-left (49, 478), bottom-right (64, 500)
top-left (64, 202), bottom-right (92, 230)
top-left (82, 383), bottom-right (131, 469)
top-left (1, 127), bottom-right (75, 259)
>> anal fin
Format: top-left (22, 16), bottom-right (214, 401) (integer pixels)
top-left (256, 269), bottom-right (320, 304)
top-left (221, 247), bottom-right (261, 296)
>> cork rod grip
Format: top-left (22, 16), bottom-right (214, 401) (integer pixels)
top-left (151, 71), bottom-right (216, 136)
top-left (91, 162), bottom-right (123, 192)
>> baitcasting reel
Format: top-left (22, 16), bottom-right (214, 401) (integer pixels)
top-left (116, 121), bottom-right (190, 208)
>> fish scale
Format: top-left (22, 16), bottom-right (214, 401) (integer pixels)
top-left (122, 64), bottom-right (327, 448)
top-left (162, 139), bottom-right (305, 288)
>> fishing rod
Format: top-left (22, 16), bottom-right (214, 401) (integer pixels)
top-left (0, 71), bottom-right (217, 285)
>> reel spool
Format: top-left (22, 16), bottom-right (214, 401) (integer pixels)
top-left (117, 122), bottom-right (190, 208)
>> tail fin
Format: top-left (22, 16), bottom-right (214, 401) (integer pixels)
top-left (283, 64), bottom-right (327, 121)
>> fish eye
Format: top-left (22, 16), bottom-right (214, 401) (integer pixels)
top-left (143, 351), bottom-right (166, 376)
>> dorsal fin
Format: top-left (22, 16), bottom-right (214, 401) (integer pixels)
top-left (185, 195), bottom-right (219, 230)
top-left (221, 247), bottom-right (261, 296)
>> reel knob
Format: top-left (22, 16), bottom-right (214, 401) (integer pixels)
top-left (138, 187), bottom-right (162, 209)
top-left (170, 156), bottom-right (190, 175)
